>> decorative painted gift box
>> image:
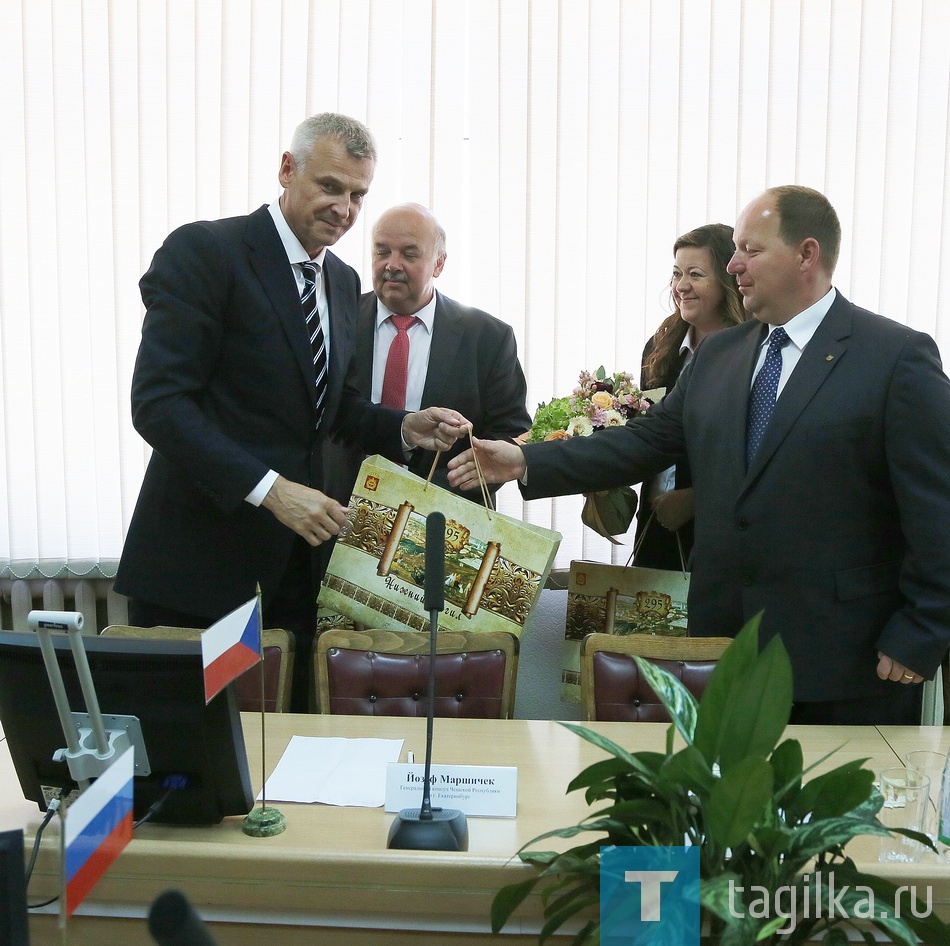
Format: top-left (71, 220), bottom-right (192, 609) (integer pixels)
top-left (318, 456), bottom-right (561, 637)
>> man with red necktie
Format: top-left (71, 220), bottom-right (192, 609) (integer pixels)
top-left (324, 202), bottom-right (531, 504)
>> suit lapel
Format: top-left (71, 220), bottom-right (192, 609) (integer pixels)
top-left (245, 207), bottom-right (316, 399)
top-left (349, 294), bottom-right (377, 398)
top-left (323, 252), bottom-right (358, 422)
top-left (419, 293), bottom-right (464, 408)
top-left (744, 295), bottom-right (852, 481)
top-left (718, 322), bottom-right (766, 486)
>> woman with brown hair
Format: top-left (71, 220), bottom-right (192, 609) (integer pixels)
top-left (634, 223), bottom-right (746, 570)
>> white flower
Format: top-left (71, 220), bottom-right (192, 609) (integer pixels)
top-left (567, 415), bottom-right (594, 437)
top-left (602, 409), bottom-right (624, 427)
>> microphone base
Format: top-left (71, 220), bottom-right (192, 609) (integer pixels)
top-left (387, 808), bottom-right (469, 851)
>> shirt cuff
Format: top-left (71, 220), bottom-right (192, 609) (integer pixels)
top-left (245, 469), bottom-right (279, 506)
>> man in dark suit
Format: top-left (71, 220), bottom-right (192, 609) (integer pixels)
top-left (323, 202), bottom-right (530, 505)
top-left (448, 185), bottom-right (950, 725)
top-left (115, 115), bottom-right (467, 710)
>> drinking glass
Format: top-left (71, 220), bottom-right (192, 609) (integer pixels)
top-left (906, 750), bottom-right (943, 843)
top-left (878, 766), bottom-right (930, 863)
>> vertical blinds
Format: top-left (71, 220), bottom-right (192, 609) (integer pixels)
top-left (1, 0), bottom-right (948, 569)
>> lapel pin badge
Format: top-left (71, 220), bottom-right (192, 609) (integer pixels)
top-left (825, 355), bottom-right (835, 361)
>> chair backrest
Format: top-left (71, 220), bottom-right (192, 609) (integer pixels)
top-left (100, 625), bottom-right (295, 713)
top-left (314, 628), bottom-right (518, 719)
top-left (580, 633), bottom-right (732, 722)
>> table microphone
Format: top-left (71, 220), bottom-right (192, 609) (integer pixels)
top-left (387, 511), bottom-right (469, 851)
top-left (147, 889), bottom-right (220, 946)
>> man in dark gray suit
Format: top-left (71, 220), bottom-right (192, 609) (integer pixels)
top-left (323, 202), bottom-right (530, 505)
top-left (448, 185), bottom-right (950, 725)
top-left (115, 115), bottom-right (467, 710)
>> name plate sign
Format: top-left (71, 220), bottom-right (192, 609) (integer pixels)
top-left (385, 763), bottom-right (517, 818)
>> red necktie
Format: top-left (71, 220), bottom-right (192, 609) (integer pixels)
top-left (380, 315), bottom-right (420, 409)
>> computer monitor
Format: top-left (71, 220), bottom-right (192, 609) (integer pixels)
top-left (0, 630), bottom-right (253, 825)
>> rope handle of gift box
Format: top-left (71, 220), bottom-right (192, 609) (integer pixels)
top-left (626, 510), bottom-right (687, 577)
top-left (424, 425), bottom-right (494, 519)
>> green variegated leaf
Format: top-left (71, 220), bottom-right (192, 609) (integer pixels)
top-left (834, 869), bottom-right (950, 945)
top-left (567, 757), bottom-right (631, 792)
top-left (791, 760), bottom-right (875, 819)
top-left (816, 928), bottom-right (850, 945)
top-left (570, 920), bottom-right (599, 946)
top-left (700, 872), bottom-right (745, 922)
top-left (749, 824), bottom-right (792, 853)
top-left (631, 654), bottom-right (699, 742)
top-left (707, 756), bottom-right (774, 849)
top-left (786, 812), bottom-right (892, 859)
top-left (558, 722), bottom-right (657, 781)
top-left (535, 848), bottom-right (601, 877)
top-left (754, 917), bottom-right (791, 941)
top-left (539, 892), bottom-right (600, 945)
top-left (694, 615), bottom-right (762, 765)
top-left (491, 876), bottom-right (541, 933)
top-left (809, 876), bottom-right (926, 946)
top-left (717, 634), bottom-right (793, 772)
top-left (658, 744), bottom-right (716, 796)
top-left (769, 738), bottom-right (804, 806)
top-left (520, 849), bottom-right (559, 867)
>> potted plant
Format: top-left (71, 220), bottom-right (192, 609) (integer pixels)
top-left (492, 616), bottom-right (949, 944)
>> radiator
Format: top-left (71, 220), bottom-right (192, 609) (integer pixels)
top-left (0, 560), bottom-right (128, 634)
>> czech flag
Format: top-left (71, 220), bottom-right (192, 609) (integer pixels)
top-left (64, 746), bottom-right (135, 916)
top-left (201, 597), bottom-right (261, 703)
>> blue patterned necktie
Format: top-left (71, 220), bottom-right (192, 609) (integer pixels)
top-left (746, 326), bottom-right (790, 467)
top-left (300, 261), bottom-right (328, 428)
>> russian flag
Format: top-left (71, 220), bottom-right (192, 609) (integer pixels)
top-left (201, 597), bottom-right (261, 703)
top-left (64, 746), bottom-right (135, 916)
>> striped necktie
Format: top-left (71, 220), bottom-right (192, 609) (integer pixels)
top-left (300, 261), bottom-right (328, 428)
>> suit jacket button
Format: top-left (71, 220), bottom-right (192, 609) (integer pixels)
top-left (742, 575), bottom-right (753, 586)
top-left (737, 518), bottom-right (749, 530)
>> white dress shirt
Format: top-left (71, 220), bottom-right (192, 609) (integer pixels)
top-left (750, 287), bottom-right (836, 394)
top-left (647, 329), bottom-right (699, 500)
top-left (245, 200), bottom-right (332, 506)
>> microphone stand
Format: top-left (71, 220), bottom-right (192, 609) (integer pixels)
top-left (387, 512), bottom-right (469, 851)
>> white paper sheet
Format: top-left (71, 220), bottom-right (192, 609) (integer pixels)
top-left (258, 735), bottom-right (404, 807)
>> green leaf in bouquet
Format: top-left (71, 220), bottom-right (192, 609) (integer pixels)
top-left (527, 396), bottom-right (573, 442)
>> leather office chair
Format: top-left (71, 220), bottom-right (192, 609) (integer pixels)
top-left (314, 628), bottom-right (518, 719)
top-left (100, 625), bottom-right (295, 713)
top-left (580, 633), bottom-right (732, 722)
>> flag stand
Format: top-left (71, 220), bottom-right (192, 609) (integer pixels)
top-left (242, 588), bottom-right (286, 838)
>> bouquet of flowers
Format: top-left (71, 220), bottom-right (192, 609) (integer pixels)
top-left (519, 368), bottom-right (664, 540)
top-left (522, 367), bottom-right (653, 442)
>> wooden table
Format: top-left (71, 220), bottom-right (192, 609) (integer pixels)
top-left (10, 715), bottom-right (948, 945)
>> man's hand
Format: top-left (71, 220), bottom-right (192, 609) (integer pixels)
top-left (876, 651), bottom-right (924, 684)
top-left (447, 437), bottom-right (527, 491)
top-left (261, 475), bottom-right (347, 546)
top-left (652, 488), bottom-right (695, 532)
top-left (402, 407), bottom-right (471, 451)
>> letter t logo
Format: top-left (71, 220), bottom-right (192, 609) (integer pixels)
top-left (624, 871), bottom-right (679, 921)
